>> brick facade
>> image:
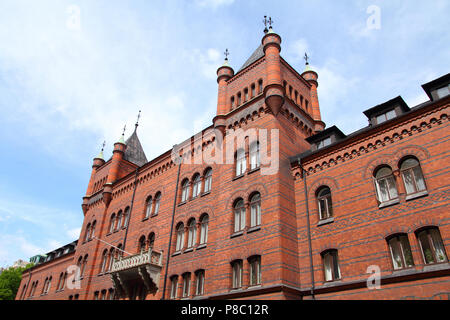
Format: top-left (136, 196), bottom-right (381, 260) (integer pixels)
top-left (16, 27), bottom-right (450, 300)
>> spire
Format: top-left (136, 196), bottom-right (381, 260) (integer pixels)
top-left (263, 16), bottom-right (273, 34)
top-left (304, 52), bottom-right (313, 72)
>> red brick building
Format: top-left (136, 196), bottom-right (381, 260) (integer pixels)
top-left (16, 25), bottom-right (450, 300)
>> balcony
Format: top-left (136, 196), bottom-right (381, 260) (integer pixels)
top-left (110, 249), bottom-right (163, 299)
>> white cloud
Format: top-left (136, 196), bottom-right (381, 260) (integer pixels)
top-left (285, 38), bottom-right (309, 63)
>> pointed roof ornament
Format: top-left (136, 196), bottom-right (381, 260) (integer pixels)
top-left (263, 16), bottom-right (273, 34)
top-left (118, 124), bottom-right (126, 144)
top-left (304, 52), bottom-right (313, 72)
top-left (96, 140), bottom-right (106, 159)
top-left (134, 110), bottom-right (141, 132)
top-left (222, 48), bottom-right (230, 67)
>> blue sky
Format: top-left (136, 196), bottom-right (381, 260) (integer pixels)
top-left (0, 0), bottom-right (448, 268)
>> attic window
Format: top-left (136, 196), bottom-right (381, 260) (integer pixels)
top-left (317, 137), bottom-right (332, 149)
top-left (436, 85), bottom-right (449, 99)
top-left (376, 109), bottom-right (396, 125)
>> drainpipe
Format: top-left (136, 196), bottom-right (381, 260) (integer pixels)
top-left (122, 167), bottom-right (139, 252)
top-left (299, 158), bottom-right (315, 300)
top-left (161, 159), bottom-right (182, 300)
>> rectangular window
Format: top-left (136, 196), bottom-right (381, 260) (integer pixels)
top-left (182, 274), bottom-right (191, 298)
top-left (170, 277), bottom-right (178, 299)
top-left (249, 256), bottom-right (261, 286)
top-left (196, 271), bottom-right (204, 296)
top-left (317, 137), bottom-right (331, 149)
top-left (232, 261), bottom-right (243, 289)
top-left (388, 235), bottom-right (414, 270)
top-left (323, 250), bottom-right (341, 282)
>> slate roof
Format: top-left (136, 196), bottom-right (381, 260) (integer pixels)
top-left (237, 44), bottom-right (264, 73)
top-left (124, 129), bottom-right (148, 167)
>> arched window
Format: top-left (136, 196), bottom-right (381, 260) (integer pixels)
top-left (84, 223), bottom-right (91, 242)
top-left (234, 199), bottom-right (246, 233)
top-left (116, 244), bottom-right (123, 259)
top-left (203, 168), bottom-right (212, 193)
top-left (81, 255), bottom-right (88, 278)
top-left (400, 157), bottom-right (427, 195)
top-left (387, 234), bottom-right (414, 270)
top-left (231, 96), bottom-right (235, 110)
top-left (90, 220), bottom-right (96, 240)
top-left (258, 79), bottom-right (263, 94)
top-left (416, 227), bottom-right (448, 264)
top-left (248, 256), bottom-right (261, 286)
top-left (181, 179), bottom-right (190, 202)
top-left (231, 260), bottom-right (243, 289)
top-left (109, 213), bottom-right (116, 233)
top-left (57, 273), bottom-right (64, 291)
top-left (249, 141), bottom-right (260, 170)
top-left (100, 249), bottom-right (108, 273)
top-left (175, 223), bottom-right (185, 252)
top-left (154, 192), bottom-right (161, 215)
top-left (138, 235), bottom-right (146, 253)
top-left (235, 148), bottom-right (246, 176)
top-left (170, 276), bottom-right (178, 299)
top-left (322, 249), bottom-right (341, 282)
top-left (148, 232), bottom-right (155, 250)
top-left (374, 166), bottom-right (398, 203)
top-left (61, 272), bottom-right (67, 291)
top-left (317, 187), bottom-right (333, 220)
top-left (192, 174), bottom-right (202, 198)
top-left (251, 84), bottom-right (256, 98)
top-left (199, 214), bottom-right (209, 245)
top-left (116, 210), bottom-right (123, 231)
top-left (250, 193), bottom-right (261, 227)
top-left (237, 92), bottom-right (242, 105)
top-left (145, 196), bottom-right (153, 219)
top-left (187, 219), bottom-right (197, 248)
top-left (108, 248), bottom-right (115, 271)
top-left (195, 270), bottom-right (205, 296)
top-left (182, 273), bottom-right (191, 298)
top-left (123, 207), bottom-right (130, 228)
top-left (76, 256), bottom-right (83, 280)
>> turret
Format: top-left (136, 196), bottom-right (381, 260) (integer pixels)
top-left (301, 59), bottom-right (325, 132)
top-left (214, 50), bottom-right (234, 134)
top-left (262, 23), bottom-right (284, 116)
top-left (103, 129), bottom-right (127, 207)
top-left (82, 143), bottom-right (106, 215)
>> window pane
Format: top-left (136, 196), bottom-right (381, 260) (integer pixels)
top-left (376, 179), bottom-right (389, 202)
top-left (418, 232), bottom-right (435, 264)
top-left (402, 170), bottom-right (416, 194)
top-left (323, 253), bottom-right (333, 281)
top-left (386, 176), bottom-right (398, 199)
top-left (389, 238), bottom-right (404, 269)
top-left (399, 235), bottom-right (414, 267)
top-left (412, 166), bottom-right (426, 191)
top-left (430, 229), bottom-right (447, 263)
top-left (376, 114), bottom-right (386, 124)
top-left (386, 110), bottom-right (396, 120)
top-left (401, 158), bottom-right (419, 170)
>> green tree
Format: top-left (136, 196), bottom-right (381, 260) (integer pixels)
top-left (0, 263), bottom-right (34, 300)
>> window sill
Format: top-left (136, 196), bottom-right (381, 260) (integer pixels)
top-left (247, 226), bottom-right (261, 233)
top-left (378, 198), bottom-right (400, 209)
top-left (142, 217), bottom-right (149, 222)
top-left (151, 213), bottom-right (158, 218)
top-left (248, 167), bottom-right (260, 175)
top-left (232, 174), bottom-right (245, 181)
top-left (184, 247), bottom-right (194, 253)
top-left (405, 190), bottom-right (428, 201)
top-left (248, 284), bottom-right (262, 289)
top-left (422, 262), bottom-right (449, 272)
top-left (196, 243), bottom-right (207, 250)
top-left (317, 217), bottom-right (334, 226)
top-left (178, 201), bottom-right (187, 207)
top-left (391, 267), bottom-right (416, 276)
top-left (201, 191), bottom-right (211, 197)
top-left (172, 251), bottom-right (182, 257)
top-left (230, 231), bottom-right (244, 238)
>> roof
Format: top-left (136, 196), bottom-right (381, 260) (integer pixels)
top-left (421, 72), bottom-right (450, 100)
top-left (363, 96), bottom-right (410, 119)
top-left (305, 125), bottom-right (346, 144)
top-left (237, 44), bottom-right (264, 73)
top-left (124, 129), bottom-right (148, 167)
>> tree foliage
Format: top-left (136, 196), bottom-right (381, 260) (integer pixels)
top-left (0, 263), bottom-right (34, 300)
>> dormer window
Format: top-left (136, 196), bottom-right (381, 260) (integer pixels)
top-left (436, 85), bottom-right (449, 99)
top-left (317, 137), bottom-right (331, 149)
top-left (375, 109), bottom-right (396, 125)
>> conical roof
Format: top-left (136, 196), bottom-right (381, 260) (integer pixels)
top-left (237, 44), bottom-right (264, 73)
top-left (123, 129), bottom-right (148, 167)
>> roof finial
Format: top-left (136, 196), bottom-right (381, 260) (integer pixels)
top-left (118, 124), bottom-right (126, 144)
top-left (304, 52), bottom-right (309, 65)
top-left (263, 15), bottom-right (269, 33)
top-left (224, 48), bottom-right (229, 61)
top-left (135, 110), bottom-right (141, 131)
top-left (97, 140), bottom-right (106, 159)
